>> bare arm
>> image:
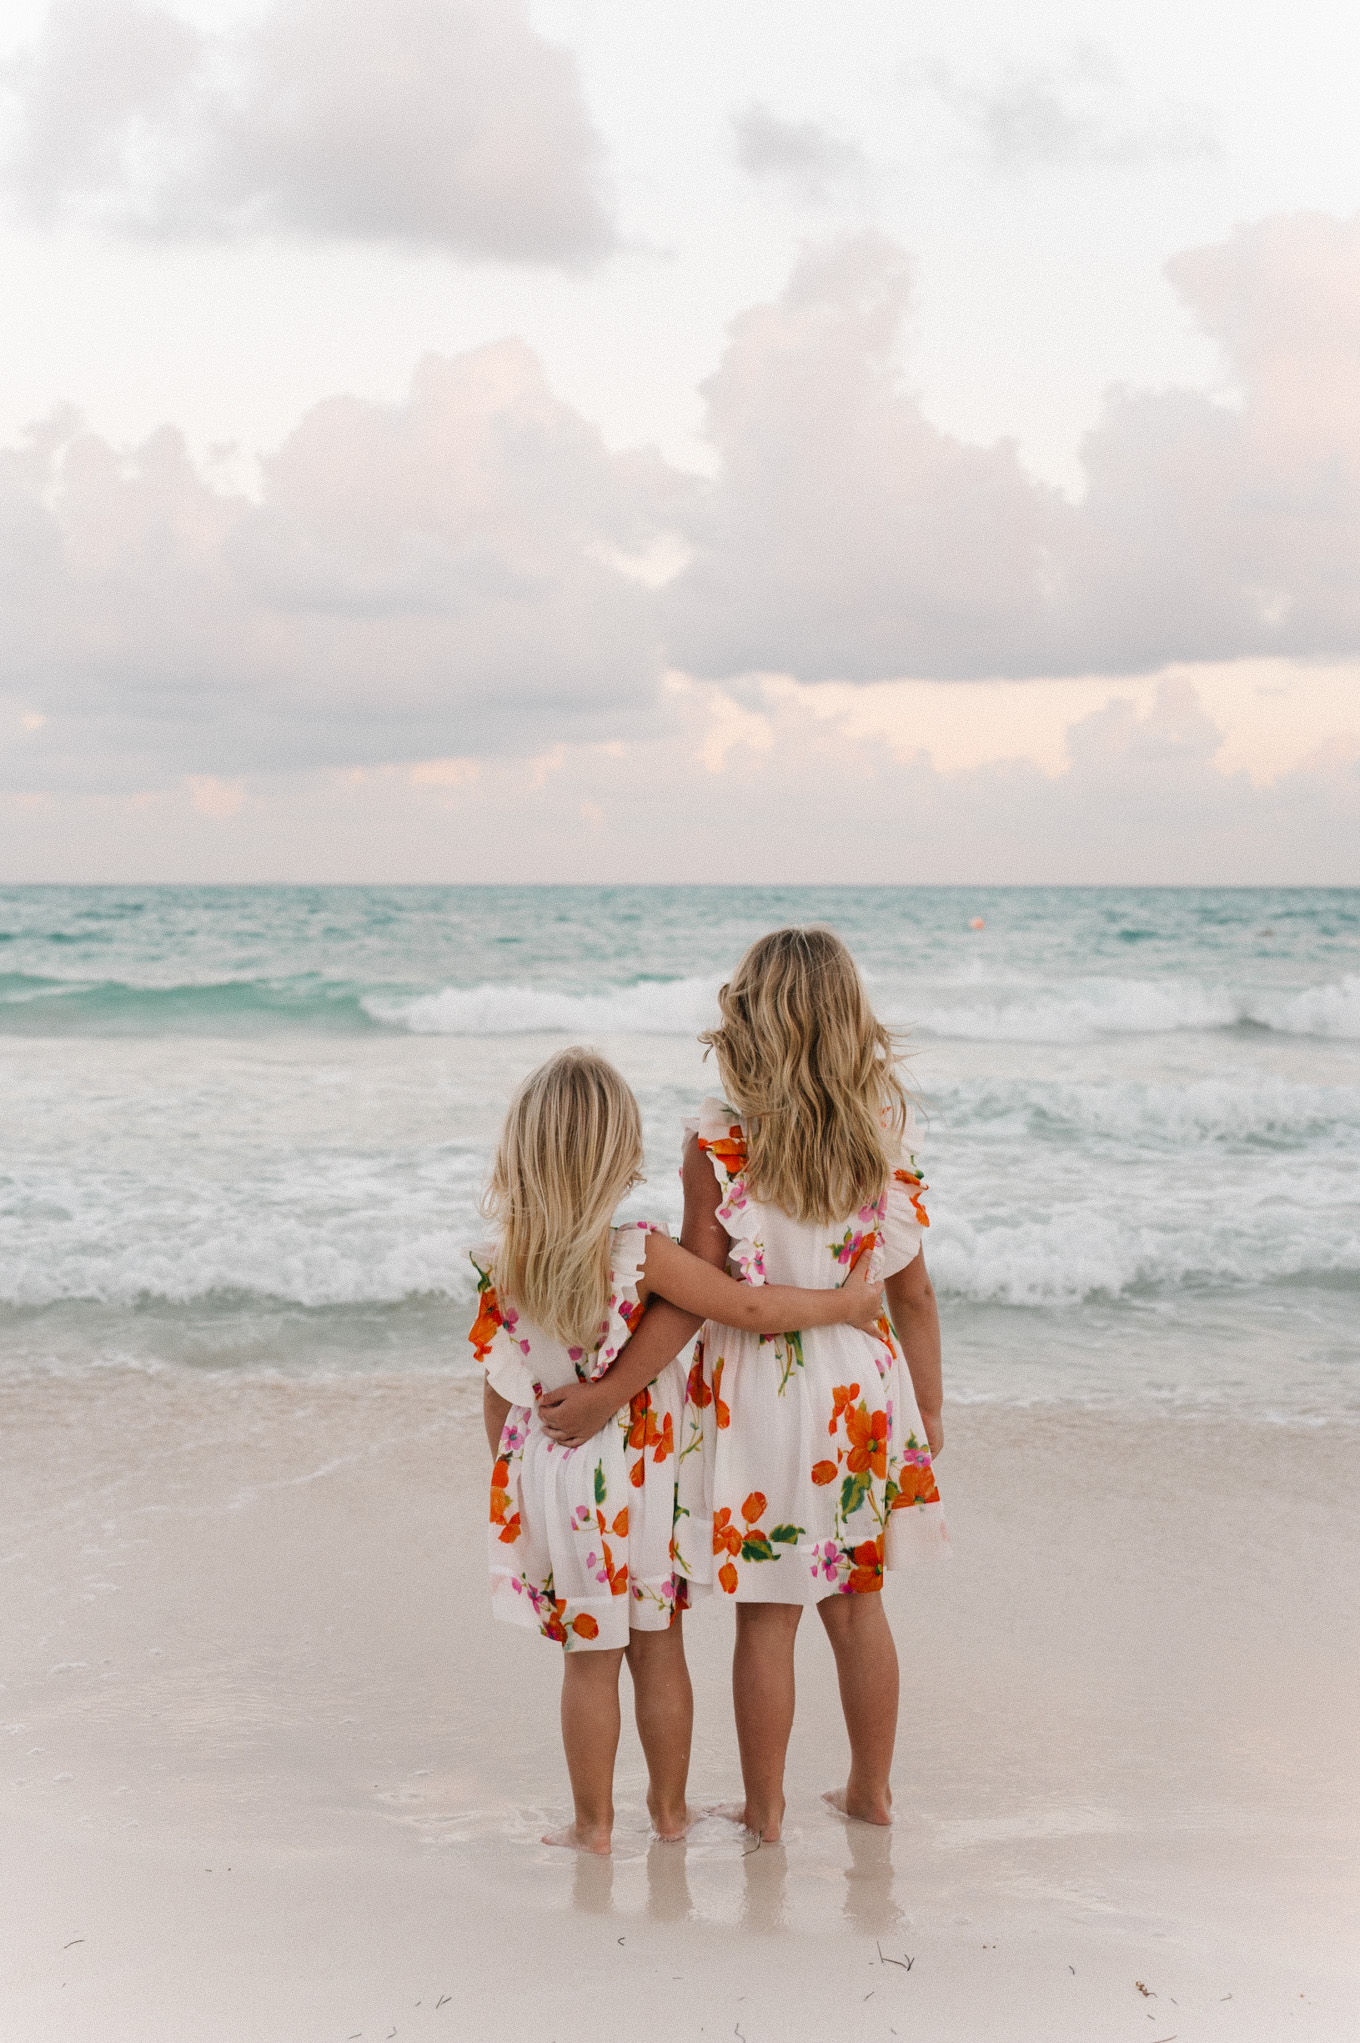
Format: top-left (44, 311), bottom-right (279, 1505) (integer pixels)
top-left (483, 1378), bottom-right (513, 1458)
top-left (536, 1137), bottom-right (728, 1447)
top-left (884, 1249), bottom-right (943, 1457)
top-left (643, 1229), bottom-right (882, 1334)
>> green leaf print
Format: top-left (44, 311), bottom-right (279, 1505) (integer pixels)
top-left (840, 1469), bottom-right (871, 1521)
top-left (739, 1534), bottom-right (776, 1563)
top-left (593, 1462), bottom-right (607, 1506)
top-left (769, 1523), bottom-right (804, 1545)
top-left (775, 1329), bottom-right (805, 1394)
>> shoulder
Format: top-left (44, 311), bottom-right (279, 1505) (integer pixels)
top-left (691, 1097), bottom-right (748, 1181)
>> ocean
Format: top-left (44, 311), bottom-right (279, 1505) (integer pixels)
top-left (3, 883), bottom-right (1358, 1420)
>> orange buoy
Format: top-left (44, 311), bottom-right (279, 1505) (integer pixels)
top-left (969, 916), bottom-right (985, 930)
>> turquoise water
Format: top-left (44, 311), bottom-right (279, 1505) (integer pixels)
top-left (3, 884), bottom-right (1358, 1416)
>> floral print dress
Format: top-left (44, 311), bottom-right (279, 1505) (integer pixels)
top-left (469, 1221), bottom-right (693, 1651)
top-left (675, 1098), bottom-right (949, 1604)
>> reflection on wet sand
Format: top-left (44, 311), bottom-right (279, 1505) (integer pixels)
top-left (838, 1817), bottom-right (906, 1937)
top-left (570, 1850), bottom-right (615, 1915)
top-left (645, 1840), bottom-right (695, 1922)
top-left (739, 1840), bottom-right (789, 1933)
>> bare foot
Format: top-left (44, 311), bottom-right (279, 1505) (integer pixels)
top-left (822, 1785), bottom-right (892, 1827)
top-left (542, 1821), bottom-right (611, 1855)
top-left (648, 1796), bottom-right (693, 1842)
top-left (709, 1798), bottom-right (785, 1843)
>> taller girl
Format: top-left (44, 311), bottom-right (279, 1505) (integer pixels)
top-left (679, 927), bottom-right (948, 1840)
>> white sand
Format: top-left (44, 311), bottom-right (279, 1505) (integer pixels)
top-left (2, 1369), bottom-right (1358, 2042)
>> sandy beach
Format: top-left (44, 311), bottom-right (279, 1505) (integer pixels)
top-left (3, 1368), bottom-right (1357, 2043)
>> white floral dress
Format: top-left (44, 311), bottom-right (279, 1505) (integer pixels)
top-left (675, 1099), bottom-right (949, 1604)
top-left (469, 1222), bottom-right (694, 1651)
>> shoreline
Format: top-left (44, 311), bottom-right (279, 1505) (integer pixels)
top-left (3, 1372), bottom-right (1358, 2041)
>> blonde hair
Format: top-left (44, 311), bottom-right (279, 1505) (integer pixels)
top-left (699, 926), bottom-right (908, 1225)
top-left (483, 1048), bottom-right (643, 1351)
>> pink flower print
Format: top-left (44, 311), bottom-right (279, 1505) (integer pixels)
top-left (733, 1238), bottom-right (767, 1284)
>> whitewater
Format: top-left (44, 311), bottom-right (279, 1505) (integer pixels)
top-left (2, 883), bottom-right (1358, 1418)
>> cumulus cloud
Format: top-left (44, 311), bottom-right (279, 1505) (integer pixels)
top-left (0, 343), bottom-right (679, 788)
top-left (731, 102), bottom-right (864, 201)
top-left (664, 234), bottom-right (1072, 680)
top-left (926, 44), bottom-right (1217, 171)
top-left (0, 0), bottom-right (612, 262)
top-left (667, 214), bottom-right (1360, 679)
top-left (5, 211), bottom-right (1360, 795)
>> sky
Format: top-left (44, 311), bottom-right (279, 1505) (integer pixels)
top-left (1, 0), bottom-right (1359, 882)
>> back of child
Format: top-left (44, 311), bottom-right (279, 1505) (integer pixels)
top-left (470, 1041), bottom-right (892, 1855)
top-left (673, 926), bottom-right (949, 1842)
top-left (469, 1049), bottom-right (691, 1854)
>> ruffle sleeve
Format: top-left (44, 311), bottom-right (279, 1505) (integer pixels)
top-left (468, 1247), bottom-right (538, 1407)
top-left (587, 1221), bottom-right (658, 1382)
top-left (879, 1159), bottom-right (930, 1279)
top-left (688, 1097), bottom-right (766, 1284)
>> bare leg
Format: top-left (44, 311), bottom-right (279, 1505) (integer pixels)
top-left (816, 1591), bottom-right (898, 1825)
top-left (625, 1620), bottom-right (693, 1840)
top-left (731, 1602), bottom-right (803, 1842)
top-left (545, 1645), bottom-right (625, 1854)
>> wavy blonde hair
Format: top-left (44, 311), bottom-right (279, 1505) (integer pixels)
top-left (699, 926), bottom-right (908, 1224)
top-left (483, 1048), bottom-right (643, 1351)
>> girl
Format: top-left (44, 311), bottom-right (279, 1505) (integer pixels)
top-left (537, 932), bottom-right (948, 1844)
top-left (471, 1046), bottom-right (884, 1857)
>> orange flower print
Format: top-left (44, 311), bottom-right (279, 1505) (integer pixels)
top-left (718, 1560), bottom-right (739, 1595)
top-left (713, 1507), bottom-right (742, 1559)
top-left (497, 1512), bottom-right (522, 1544)
top-left (846, 1537), bottom-right (884, 1595)
top-left (571, 1613), bottom-right (599, 1640)
top-left (468, 1260), bottom-right (504, 1362)
top-left (741, 1491), bottom-right (768, 1525)
top-left (829, 1382), bottom-right (861, 1435)
top-left (810, 1459), bottom-right (839, 1486)
top-left (845, 1403), bottom-right (888, 1481)
top-left (611, 1507), bottom-right (629, 1537)
top-left (698, 1124), bottom-right (748, 1178)
top-left (686, 1352), bottom-right (712, 1409)
top-left (489, 1454), bottom-right (517, 1536)
top-left (893, 1165), bottom-right (930, 1228)
top-left (713, 1354), bottom-right (730, 1431)
top-left (627, 1388), bottom-right (661, 1451)
top-left (891, 1455), bottom-right (941, 1508)
top-left (652, 1411), bottom-right (675, 1462)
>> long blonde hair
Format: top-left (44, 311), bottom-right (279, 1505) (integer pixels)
top-left (699, 926), bottom-right (908, 1224)
top-left (483, 1048), bottom-right (644, 1351)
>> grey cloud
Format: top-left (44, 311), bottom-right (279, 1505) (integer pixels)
top-left (731, 102), bottom-right (864, 200)
top-left (666, 216), bottom-right (1360, 680)
top-left (0, 344), bottom-right (678, 790)
top-left (6, 212), bottom-right (1360, 795)
top-left (927, 45), bottom-right (1216, 171)
top-left (1, 0), bottom-right (612, 263)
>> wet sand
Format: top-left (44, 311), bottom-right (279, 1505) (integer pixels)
top-left (2, 1371), bottom-right (1358, 2042)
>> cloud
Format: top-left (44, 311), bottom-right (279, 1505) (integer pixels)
top-left (3, 675), bottom-right (1356, 884)
top-left (664, 234), bottom-right (1072, 680)
top-left (5, 211), bottom-right (1360, 799)
top-left (0, 0), bottom-right (612, 263)
top-left (0, 343), bottom-right (678, 788)
top-left (731, 102), bottom-right (864, 201)
top-left (666, 215), bottom-right (1360, 679)
top-left (926, 44), bottom-right (1217, 171)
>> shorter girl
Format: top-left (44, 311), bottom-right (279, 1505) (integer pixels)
top-left (472, 1047), bottom-right (883, 1856)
